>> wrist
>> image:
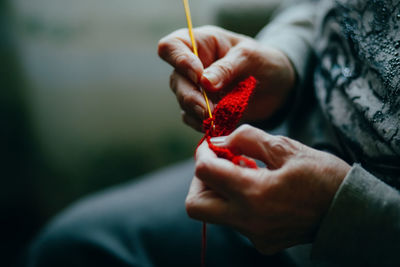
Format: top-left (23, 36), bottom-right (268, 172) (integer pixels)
top-left (312, 156), bottom-right (351, 240)
top-left (244, 47), bottom-right (297, 126)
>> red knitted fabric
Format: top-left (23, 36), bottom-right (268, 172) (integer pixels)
top-left (198, 76), bottom-right (258, 169)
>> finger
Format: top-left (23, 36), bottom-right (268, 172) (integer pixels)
top-left (158, 29), bottom-right (204, 83)
top-left (181, 111), bottom-right (203, 132)
top-left (195, 141), bottom-right (258, 197)
top-left (185, 177), bottom-right (231, 224)
top-left (211, 125), bottom-right (270, 164)
top-left (216, 124), bottom-right (298, 169)
top-left (170, 71), bottom-right (212, 120)
top-left (200, 42), bottom-right (256, 91)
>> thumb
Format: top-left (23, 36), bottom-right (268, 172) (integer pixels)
top-left (200, 44), bottom-right (254, 91)
top-left (213, 125), bottom-right (295, 169)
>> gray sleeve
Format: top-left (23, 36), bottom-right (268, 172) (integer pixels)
top-left (256, 1), bottom-right (317, 86)
top-left (311, 164), bottom-right (400, 266)
top-left (251, 1), bottom-right (317, 129)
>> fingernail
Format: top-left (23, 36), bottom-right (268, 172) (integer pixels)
top-left (210, 136), bottom-right (227, 146)
top-left (188, 70), bottom-right (198, 84)
top-left (203, 71), bottom-right (220, 87)
top-left (194, 105), bottom-right (204, 119)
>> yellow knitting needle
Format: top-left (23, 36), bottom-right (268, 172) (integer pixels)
top-left (182, 0), bottom-right (213, 121)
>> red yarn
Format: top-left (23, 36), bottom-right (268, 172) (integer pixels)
top-left (198, 76), bottom-right (258, 169)
top-left (197, 76), bottom-right (258, 267)
top-left (206, 137), bottom-right (258, 168)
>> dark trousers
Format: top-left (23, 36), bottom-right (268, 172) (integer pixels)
top-left (25, 158), bottom-right (317, 267)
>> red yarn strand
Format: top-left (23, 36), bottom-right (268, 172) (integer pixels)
top-left (198, 76), bottom-right (258, 168)
top-left (197, 76), bottom-right (258, 266)
top-left (202, 222), bottom-right (207, 267)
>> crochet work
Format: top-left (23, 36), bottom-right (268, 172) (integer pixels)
top-left (199, 76), bottom-right (258, 169)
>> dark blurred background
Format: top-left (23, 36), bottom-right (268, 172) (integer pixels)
top-left (0, 0), bottom-right (278, 266)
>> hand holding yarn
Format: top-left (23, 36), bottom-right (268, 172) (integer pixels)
top-left (198, 76), bottom-right (258, 169)
top-left (158, 26), bottom-right (296, 132)
top-left (187, 125), bottom-right (351, 255)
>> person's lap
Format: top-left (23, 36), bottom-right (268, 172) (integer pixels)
top-left (26, 159), bottom-right (297, 267)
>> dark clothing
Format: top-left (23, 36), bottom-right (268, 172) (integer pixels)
top-left (26, 160), bottom-right (297, 267)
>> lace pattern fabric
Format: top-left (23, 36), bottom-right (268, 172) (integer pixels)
top-left (314, 0), bottom-right (400, 187)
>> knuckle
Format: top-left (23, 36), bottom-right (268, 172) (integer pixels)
top-left (195, 158), bottom-right (210, 178)
top-left (182, 112), bottom-right (195, 128)
top-left (158, 29), bottom-right (187, 54)
top-left (169, 72), bottom-right (177, 91)
top-left (185, 196), bottom-right (199, 219)
top-left (181, 112), bottom-right (191, 125)
top-left (157, 37), bottom-right (173, 58)
top-left (175, 85), bottom-right (198, 111)
top-left (217, 61), bottom-right (234, 79)
top-left (175, 53), bottom-right (191, 67)
top-left (185, 195), bottom-right (194, 210)
top-left (238, 43), bottom-right (255, 59)
top-left (176, 90), bottom-right (185, 109)
top-left (237, 41), bottom-right (263, 68)
top-left (157, 38), bottom-right (166, 54)
top-left (270, 139), bottom-right (286, 155)
top-left (275, 135), bottom-right (291, 146)
top-left (182, 91), bottom-right (197, 110)
top-left (270, 136), bottom-right (289, 152)
top-left (181, 111), bottom-right (187, 121)
top-left (272, 135), bottom-right (297, 156)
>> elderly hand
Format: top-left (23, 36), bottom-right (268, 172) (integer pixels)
top-left (158, 26), bottom-right (295, 132)
top-left (186, 125), bottom-right (351, 254)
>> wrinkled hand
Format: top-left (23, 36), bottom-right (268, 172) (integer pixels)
top-left (186, 125), bottom-right (351, 254)
top-left (158, 26), bottom-right (295, 132)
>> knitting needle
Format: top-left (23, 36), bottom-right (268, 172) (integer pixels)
top-left (182, 0), bottom-right (213, 123)
top-left (182, 4), bottom-right (211, 266)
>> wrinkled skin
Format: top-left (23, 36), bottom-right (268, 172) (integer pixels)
top-left (158, 26), bottom-right (295, 131)
top-left (187, 125), bottom-right (351, 254)
top-left (158, 27), bottom-right (351, 254)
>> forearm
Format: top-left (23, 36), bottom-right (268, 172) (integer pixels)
top-left (312, 164), bottom-right (400, 266)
